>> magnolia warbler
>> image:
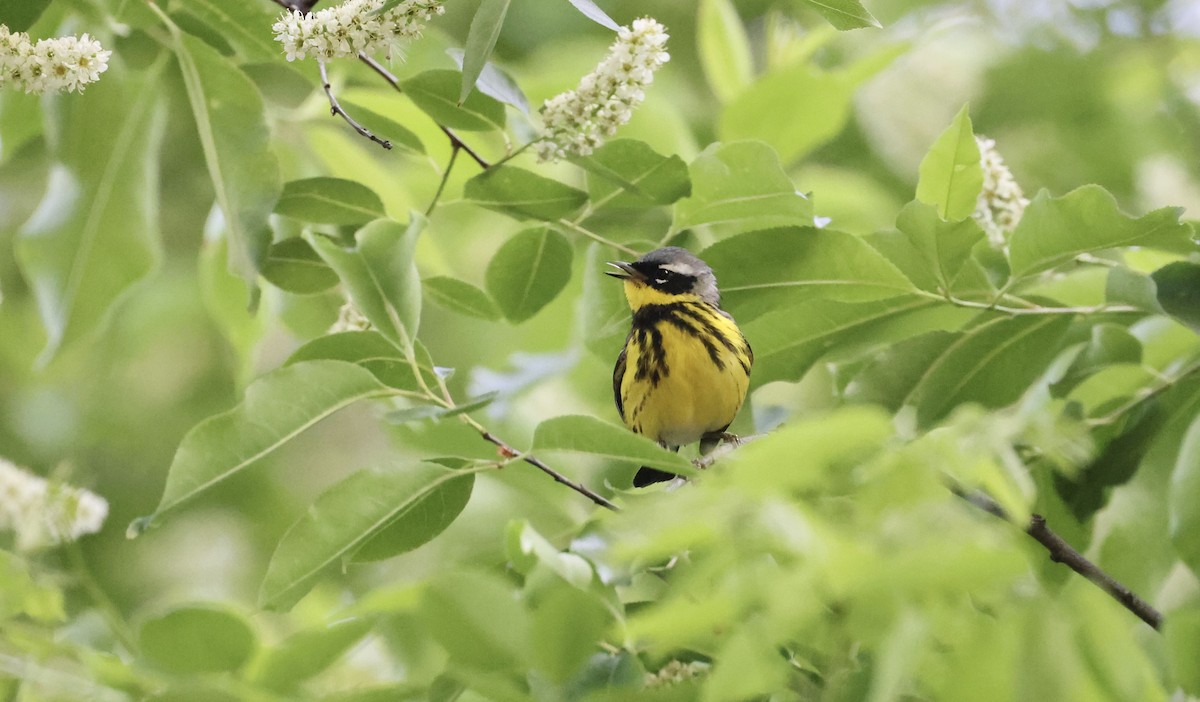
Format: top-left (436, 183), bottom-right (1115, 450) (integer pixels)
top-left (607, 247), bottom-right (753, 486)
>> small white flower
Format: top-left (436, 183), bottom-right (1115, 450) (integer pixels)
top-left (0, 458), bottom-right (108, 551)
top-left (974, 135), bottom-right (1029, 248)
top-left (329, 300), bottom-right (372, 333)
top-left (536, 17), bottom-right (670, 162)
top-left (273, 0), bottom-right (444, 62)
top-left (0, 25), bottom-right (110, 94)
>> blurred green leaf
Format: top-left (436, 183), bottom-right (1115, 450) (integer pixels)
top-left (532, 414), bottom-right (694, 474)
top-left (465, 166), bottom-right (587, 221)
top-left (447, 49), bottom-right (530, 114)
top-left (700, 227), bottom-right (913, 321)
top-left (423, 276), bottom-right (500, 319)
top-left (276, 177), bottom-right (387, 225)
top-left (0, 551), bottom-right (64, 622)
top-left (530, 585), bottom-right (613, 683)
top-left (915, 104), bottom-right (981, 222)
top-left (1165, 606), bottom-right (1200, 696)
top-left (506, 520), bottom-right (594, 586)
top-left (797, 0), bottom-right (881, 30)
top-left (249, 618), bottom-right (374, 693)
top-left (140, 605), bottom-right (257, 674)
top-left (165, 20), bottom-right (281, 290)
top-left (486, 227), bottom-right (573, 322)
top-left (459, 0), bottom-right (511, 103)
top-left (1008, 186), bottom-right (1189, 280)
top-left (719, 67), bottom-right (854, 164)
top-left (0, 0), bottom-right (51, 31)
top-left (287, 331), bottom-right (441, 391)
top-left (200, 227), bottom-right (267, 383)
top-left (241, 62), bottom-right (314, 109)
top-left (1106, 266), bottom-right (1163, 313)
top-left (130, 360), bottom-right (389, 534)
top-left (578, 139), bottom-right (690, 209)
top-left (907, 315), bottom-right (1073, 426)
top-left (674, 141), bottom-right (812, 234)
top-left (262, 237), bottom-right (340, 294)
top-left (307, 217), bottom-right (424, 351)
top-left (402, 69), bottom-right (506, 131)
top-left (1050, 325), bottom-right (1143, 397)
top-left (565, 0), bottom-right (620, 30)
top-left (16, 64), bottom-right (166, 363)
top-left (341, 101), bottom-right (426, 154)
top-left (419, 569), bottom-right (530, 670)
top-left (261, 462), bottom-right (477, 610)
top-left (845, 331), bottom-right (960, 410)
top-left (1151, 261), bottom-right (1200, 332)
top-left (384, 392), bottom-right (497, 424)
top-left (187, 0), bottom-right (280, 61)
top-left (698, 0), bottom-right (753, 102)
top-left (1170, 414), bottom-right (1200, 579)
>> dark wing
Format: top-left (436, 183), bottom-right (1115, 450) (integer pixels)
top-left (613, 335), bottom-right (630, 422)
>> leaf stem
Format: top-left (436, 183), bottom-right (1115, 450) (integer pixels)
top-left (318, 60), bottom-right (392, 150)
top-left (356, 53), bottom-right (491, 169)
top-left (425, 144), bottom-right (460, 216)
top-left (912, 289), bottom-right (1142, 316)
top-left (1087, 356), bottom-right (1200, 426)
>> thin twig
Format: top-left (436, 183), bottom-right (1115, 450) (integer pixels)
top-left (318, 61), bottom-right (392, 150)
top-left (355, 53), bottom-right (491, 169)
top-left (425, 143), bottom-right (460, 216)
top-left (556, 218), bottom-right (640, 257)
top-left (1087, 357), bottom-right (1200, 427)
top-left (476, 425), bottom-right (619, 511)
top-left (952, 486), bottom-right (1163, 630)
top-left (912, 289), bottom-right (1142, 317)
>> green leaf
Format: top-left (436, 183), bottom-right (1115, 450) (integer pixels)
top-left (796, 0), bottom-right (881, 29)
top-left (249, 619), bottom-right (373, 693)
top-left (1106, 266), bottom-right (1164, 313)
top-left (530, 585), bottom-right (613, 683)
top-left (140, 605), bottom-right (257, 674)
top-left (384, 392), bottom-right (497, 424)
top-left (1050, 324), bottom-right (1143, 397)
top-left (697, 0), bottom-right (754, 102)
top-left (915, 105), bottom-right (981, 222)
top-left (16, 64), bottom-right (166, 362)
top-left (906, 315), bottom-right (1074, 426)
top-left (578, 139), bottom-right (690, 209)
top-left (0, 551), bottom-right (64, 622)
top-left (187, 0), bottom-right (280, 61)
top-left (890, 200), bottom-right (986, 291)
top-left (447, 49), bottom-right (530, 114)
top-left (565, 0), bottom-right (620, 30)
top-left (341, 101), bottom-right (426, 154)
top-left (845, 331), bottom-right (960, 410)
top-left (1152, 262), bottom-right (1200, 332)
top-left (465, 166), bottom-right (587, 221)
top-left (532, 415), bottom-right (694, 474)
top-left (1008, 185), bottom-right (1189, 279)
top-left (719, 67), bottom-right (855, 164)
top-left (241, 62), bottom-right (314, 109)
top-left (1165, 606), bottom-right (1200, 696)
top-left (460, 0), bottom-right (511, 103)
top-left (306, 217), bottom-right (424, 351)
top-left (1170, 414), bottom-right (1200, 579)
top-left (744, 295), bottom-right (973, 387)
top-left (165, 20), bottom-right (282, 289)
top-left (261, 462), bottom-right (477, 611)
top-left (506, 520), bottom-right (594, 586)
top-left (486, 228), bottom-right (574, 323)
top-left (261, 237), bottom-right (339, 294)
top-left (0, 0), bottom-right (50, 31)
top-left (276, 177), bottom-right (387, 226)
top-left (420, 569), bottom-right (531, 670)
top-left (700, 227), bottom-right (914, 321)
top-left (286, 332), bottom-right (440, 392)
top-left (673, 141), bottom-right (812, 234)
top-left (402, 69), bottom-right (506, 132)
top-left (423, 276), bottom-right (500, 319)
top-left (200, 229), bottom-right (266, 383)
top-left (128, 361), bottom-right (389, 534)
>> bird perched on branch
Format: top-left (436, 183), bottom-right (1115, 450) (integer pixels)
top-left (607, 247), bottom-right (753, 486)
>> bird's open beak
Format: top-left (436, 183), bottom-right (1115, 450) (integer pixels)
top-left (606, 261), bottom-right (644, 282)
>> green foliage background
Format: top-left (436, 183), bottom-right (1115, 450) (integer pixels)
top-left (1, 0), bottom-right (1200, 699)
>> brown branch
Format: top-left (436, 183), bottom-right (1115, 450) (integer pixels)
top-left (355, 53), bottom-right (491, 169)
top-left (476, 427), bottom-right (618, 511)
top-left (953, 486), bottom-right (1162, 630)
top-left (318, 61), bottom-right (392, 150)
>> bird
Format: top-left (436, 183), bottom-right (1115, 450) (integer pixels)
top-left (607, 247), bottom-right (753, 487)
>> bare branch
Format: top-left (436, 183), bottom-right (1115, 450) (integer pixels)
top-left (318, 61), bottom-right (392, 150)
top-left (475, 427), bottom-right (619, 511)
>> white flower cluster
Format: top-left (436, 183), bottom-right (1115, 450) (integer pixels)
top-left (0, 458), bottom-right (108, 551)
top-left (644, 659), bottom-right (709, 687)
top-left (536, 17), bottom-right (670, 162)
top-left (974, 135), bottom-right (1029, 248)
top-left (273, 0), bottom-right (444, 62)
top-left (0, 24), bottom-right (110, 95)
top-left (329, 300), bottom-right (372, 333)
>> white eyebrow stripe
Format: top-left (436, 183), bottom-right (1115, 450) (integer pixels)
top-left (658, 262), bottom-right (697, 276)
